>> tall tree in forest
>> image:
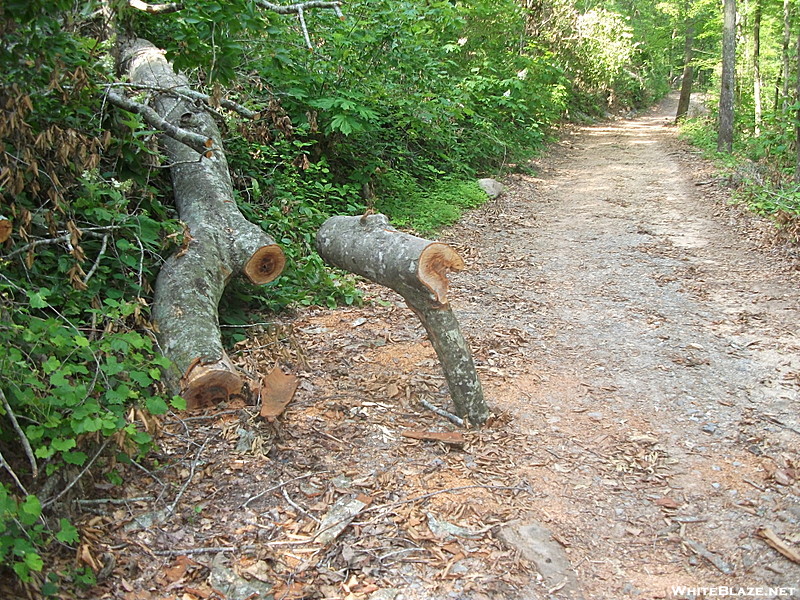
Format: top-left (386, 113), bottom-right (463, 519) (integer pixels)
top-left (795, 26), bottom-right (800, 181)
top-left (676, 14), bottom-right (696, 121)
top-left (753, 0), bottom-right (763, 136)
top-left (718, 0), bottom-right (736, 152)
top-left (781, 0), bottom-right (792, 110)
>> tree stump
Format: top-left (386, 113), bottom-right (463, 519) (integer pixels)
top-left (316, 214), bottom-right (489, 426)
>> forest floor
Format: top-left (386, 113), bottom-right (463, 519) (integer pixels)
top-left (72, 93), bottom-right (800, 600)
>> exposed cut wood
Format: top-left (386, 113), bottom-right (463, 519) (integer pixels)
top-left (180, 352), bottom-right (243, 409)
top-left (316, 213), bottom-right (488, 426)
top-left (259, 365), bottom-right (299, 420)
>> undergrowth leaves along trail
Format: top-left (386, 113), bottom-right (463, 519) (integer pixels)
top-left (77, 95), bottom-right (799, 600)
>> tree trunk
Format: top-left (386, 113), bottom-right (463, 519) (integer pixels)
top-left (316, 214), bottom-right (489, 427)
top-left (717, 0), bottom-right (736, 153)
top-left (795, 27), bottom-right (800, 182)
top-left (119, 39), bottom-right (285, 408)
top-left (753, 0), bottom-right (762, 136)
top-left (676, 18), bottom-right (695, 121)
top-left (782, 0), bottom-right (791, 111)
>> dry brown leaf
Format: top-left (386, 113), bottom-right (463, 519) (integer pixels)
top-left (655, 496), bottom-right (680, 509)
top-left (0, 217), bottom-right (11, 243)
top-left (260, 365), bottom-right (299, 420)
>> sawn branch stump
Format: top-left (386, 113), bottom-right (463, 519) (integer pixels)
top-left (316, 214), bottom-right (489, 427)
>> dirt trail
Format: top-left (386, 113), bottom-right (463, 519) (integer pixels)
top-left (442, 92), bottom-right (800, 597)
top-left (85, 95), bottom-right (799, 600)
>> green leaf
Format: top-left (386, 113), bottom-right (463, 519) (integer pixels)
top-left (27, 289), bottom-right (49, 309)
top-left (51, 438), bottom-right (76, 452)
top-left (63, 451), bottom-right (87, 466)
top-left (145, 396), bottom-right (168, 415)
top-left (170, 395), bottom-right (187, 411)
top-left (19, 496), bottom-right (41, 526)
top-left (56, 519), bottom-right (80, 544)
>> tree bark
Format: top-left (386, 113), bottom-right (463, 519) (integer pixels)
top-left (753, 0), bottom-right (762, 136)
top-left (795, 27), bottom-right (800, 182)
top-left (782, 0), bottom-right (791, 111)
top-left (316, 214), bottom-right (489, 427)
top-left (676, 18), bottom-right (695, 122)
top-left (717, 0), bottom-right (736, 153)
top-left (119, 39), bottom-right (285, 408)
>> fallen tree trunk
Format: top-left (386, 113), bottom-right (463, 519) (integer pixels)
top-left (119, 39), bottom-right (285, 408)
top-left (316, 214), bottom-right (488, 427)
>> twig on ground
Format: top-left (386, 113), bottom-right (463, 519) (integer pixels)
top-left (282, 486), bottom-right (321, 524)
top-left (310, 426), bottom-right (353, 448)
top-left (167, 437), bottom-right (209, 516)
top-left (151, 545), bottom-right (253, 556)
top-left (169, 409), bottom-right (241, 424)
top-left (0, 387), bottom-right (37, 478)
top-left (419, 398), bottom-right (465, 427)
top-left (76, 496), bottom-right (155, 505)
top-left (363, 484), bottom-right (529, 516)
top-left (241, 472), bottom-right (315, 509)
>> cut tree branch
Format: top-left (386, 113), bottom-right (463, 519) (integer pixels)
top-left (119, 38), bottom-right (285, 407)
top-left (316, 214), bottom-right (489, 426)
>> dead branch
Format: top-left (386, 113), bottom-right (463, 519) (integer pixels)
top-left (128, 0), bottom-right (183, 13)
top-left (105, 82), bottom-right (258, 120)
top-left (82, 234), bottom-right (109, 285)
top-left (0, 387), bottom-right (38, 479)
top-left (0, 448), bottom-right (29, 495)
top-left (4, 228), bottom-right (119, 260)
top-left (105, 89), bottom-right (214, 156)
top-left (253, 0), bottom-right (345, 49)
top-left (419, 397), bottom-right (465, 427)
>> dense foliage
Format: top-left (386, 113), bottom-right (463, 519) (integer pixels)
top-left (1, 0), bottom-right (760, 593)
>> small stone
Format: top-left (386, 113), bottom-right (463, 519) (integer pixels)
top-left (701, 423), bottom-right (717, 434)
top-left (478, 178), bottom-right (504, 199)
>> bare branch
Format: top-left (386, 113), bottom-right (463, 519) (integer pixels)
top-left (128, 0), bottom-right (183, 14)
top-left (0, 448), bottom-right (29, 495)
top-left (105, 83), bottom-right (258, 120)
top-left (0, 387), bottom-right (37, 480)
top-left (4, 228), bottom-right (120, 260)
top-left (253, 0), bottom-right (345, 49)
top-left (105, 90), bottom-right (214, 157)
top-left (82, 235), bottom-right (109, 285)
top-left (253, 1), bottom-right (342, 15)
